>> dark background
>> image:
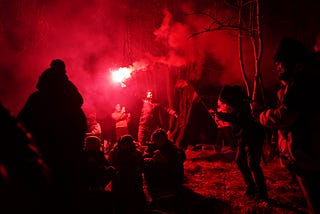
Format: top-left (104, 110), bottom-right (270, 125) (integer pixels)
top-left (1, 0), bottom-right (319, 142)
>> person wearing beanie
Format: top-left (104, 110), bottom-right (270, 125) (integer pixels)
top-left (216, 85), bottom-right (268, 202)
top-left (260, 37), bottom-right (320, 214)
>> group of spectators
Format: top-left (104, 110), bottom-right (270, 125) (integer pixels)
top-left (1, 36), bottom-right (320, 214)
top-left (0, 58), bottom-right (186, 213)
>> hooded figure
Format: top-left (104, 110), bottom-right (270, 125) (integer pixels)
top-left (17, 59), bottom-right (87, 210)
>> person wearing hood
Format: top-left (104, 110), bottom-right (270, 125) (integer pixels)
top-left (17, 59), bottom-right (87, 211)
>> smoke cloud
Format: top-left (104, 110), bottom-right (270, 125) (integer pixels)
top-left (0, 0), bottom-right (251, 117)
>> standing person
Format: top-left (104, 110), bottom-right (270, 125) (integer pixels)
top-left (259, 37), bottom-right (320, 214)
top-left (17, 59), bottom-right (88, 210)
top-left (138, 90), bottom-right (162, 146)
top-left (209, 100), bottom-right (237, 152)
top-left (111, 103), bottom-right (131, 141)
top-left (216, 85), bottom-right (268, 202)
top-left (138, 90), bottom-right (178, 146)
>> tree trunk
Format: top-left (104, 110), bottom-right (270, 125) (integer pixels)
top-left (238, 0), bottom-right (251, 98)
top-left (251, 0), bottom-right (266, 116)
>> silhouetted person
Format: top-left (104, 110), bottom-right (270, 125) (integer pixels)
top-left (209, 100), bottom-right (236, 152)
top-left (216, 85), bottom-right (268, 202)
top-left (143, 128), bottom-right (186, 206)
top-left (80, 135), bottom-right (115, 213)
top-left (260, 37), bottom-right (320, 214)
top-left (0, 103), bottom-right (52, 213)
top-left (17, 59), bottom-right (87, 210)
top-left (270, 80), bottom-right (298, 184)
top-left (82, 135), bottom-right (115, 191)
top-left (108, 134), bottom-right (146, 214)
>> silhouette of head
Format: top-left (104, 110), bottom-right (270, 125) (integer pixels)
top-left (219, 85), bottom-right (249, 109)
top-left (36, 59), bottom-right (67, 91)
top-left (151, 128), bottom-right (168, 148)
top-left (274, 37), bottom-right (310, 80)
top-left (84, 136), bottom-right (101, 152)
top-left (117, 135), bottom-right (136, 152)
top-left (50, 59), bottom-right (66, 74)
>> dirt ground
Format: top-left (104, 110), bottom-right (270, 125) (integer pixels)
top-left (180, 146), bottom-right (309, 214)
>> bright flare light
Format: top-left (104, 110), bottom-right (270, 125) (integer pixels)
top-left (110, 61), bottom-right (148, 87)
top-left (111, 67), bottom-right (132, 87)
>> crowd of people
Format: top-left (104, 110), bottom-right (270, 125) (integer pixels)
top-left (1, 36), bottom-right (320, 214)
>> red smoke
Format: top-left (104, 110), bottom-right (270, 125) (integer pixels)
top-left (0, 0), bottom-right (281, 117)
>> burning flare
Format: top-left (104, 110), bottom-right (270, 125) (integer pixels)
top-left (110, 61), bottom-right (148, 87)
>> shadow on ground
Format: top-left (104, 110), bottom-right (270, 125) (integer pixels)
top-left (145, 186), bottom-right (231, 214)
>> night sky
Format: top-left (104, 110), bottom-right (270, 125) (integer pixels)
top-left (1, 0), bottom-right (319, 116)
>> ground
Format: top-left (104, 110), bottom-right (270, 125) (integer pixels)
top-left (179, 146), bottom-right (309, 214)
top-left (103, 144), bottom-right (309, 214)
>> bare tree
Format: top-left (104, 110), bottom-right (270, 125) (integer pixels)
top-left (187, 0), bottom-right (265, 115)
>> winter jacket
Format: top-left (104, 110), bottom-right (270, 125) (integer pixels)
top-left (260, 69), bottom-right (320, 172)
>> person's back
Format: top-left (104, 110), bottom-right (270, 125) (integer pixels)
top-left (108, 135), bottom-right (146, 213)
top-left (143, 128), bottom-right (186, 202)
top-left (17, 59), bottom-right (87, 209)
top-left (18, 59), bottom-right (86, 158)
top-left (82, 136), bottom-right (115, 191)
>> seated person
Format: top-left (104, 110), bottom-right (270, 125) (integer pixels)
top-left (108, 135), bottom-right (146, 214)
top-left (143, 128), bottom-right (186, 202)
top-left (86, 112), bottom-right (102, 139)
top-left (82, 135), bottom-right (115, 191)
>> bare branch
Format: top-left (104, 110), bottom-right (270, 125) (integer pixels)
top-left (243, 0), bottom-right (256, 7)
top-left (186, 10), bottom-right (253, 40)
top-left (188, 24), bottom-right (252, 39)
top-left (223, 0), bottom-right (240, 10)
